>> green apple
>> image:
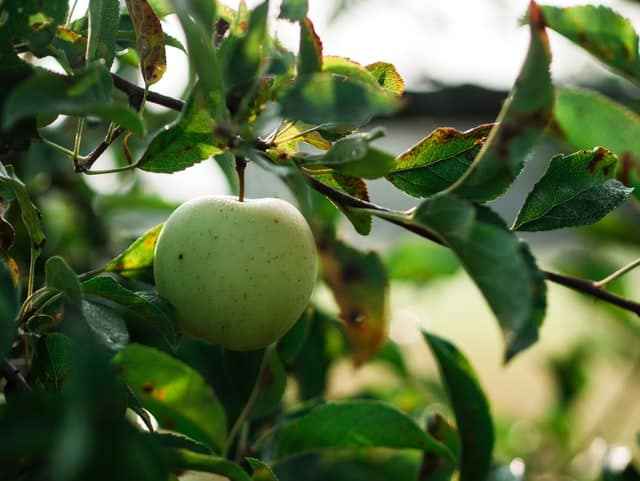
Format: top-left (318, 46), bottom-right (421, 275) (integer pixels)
top-left (154, 196), bottom-right (318, 351)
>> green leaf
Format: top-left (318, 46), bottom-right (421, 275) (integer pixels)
top-left (411, 194), bottom-right (546, 361)
top-left (279, 0), bottom-right (308, 22)
top-left (306, 171), bottom-right (372, 235)
top-left (45, 256), bottom-right (81, 305)
top-left (87, 0), bottom-right (120, 68)
top-left (514, 148), bottom-right (632, 231)
top-left (172, 0), bottom-right (226, 119)
top-left (421, 413), bottom-right (460, 481)
top-left (0, 260), bottom-right (19, 361)
top-left (113, 344), bottom-right (227, 452)
top-left (225, 1), bottom-right (270, 91)
top-left (298, 18), bottom-right (323, 75)
top-left (104, 223), bottom-right (162, 276)
top-left (82, 276), bottom-right (179, 351)
top-left (124, 0), bottom-right (167, 85)
top-left (541, 5), bottom-right (640, 82)
top-left (423, 333), bottom-right (494, 481)
top-left (323, 56), bottom-right (381, 90)
top-left (31, 333), bottom-right (73, 391)
top-left (81, 299), bottom-right (130, 352)
top-left (3, 0), bottom-right (68, 55)
top-left (0, 165), bottom-right (46, 249)
top-left (165, 449), bottom-right (251, 481)
top-left (366, 62), bottom-right (405, 96)
top-left (279, 72), bottom-right (399, 126)
top-left (277, 308), bottom-right (313, 365)
top-left (315, 129), bottom-right (395, 179)
top-left (553, 87), bottom-right (640, 199)
top-left (319, 239), bottom-right (390, 364)
top-left (3, 64), bottom-right (145, 135)
top-left (139, 84), bottom-right (225, 173)
top-left (373, 341), bottom-right (410, 380)
top-left (451, 3), bottom-right (553, 202)
top-left (272, 400), bottom-right (454, 461)
top-left (386, 124), bottom-right (492, 197)
top-left (150, 431), bottom-right (213, 455)
top-left (384, 240), bottom-right (459, 284)
top-left (247, 458), bottom-right (280, 481)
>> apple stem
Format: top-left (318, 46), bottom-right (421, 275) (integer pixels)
top-left (235, 157), bottom-right (247, 202)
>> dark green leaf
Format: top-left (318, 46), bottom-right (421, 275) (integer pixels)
top-left (81, 298), bottom-right (130, 353)
top-left (541, 5), bottom-right (640, 82)
top-left (280, 72), bottom-right (399, 126)
top-left (165, 449), bottom-right (251, 481)
top-left (366, 62), bottom-right (405, 96)
top-left (451, 3), bottom-right (553, 201)
top-left (82, 276), bottom-right (179, 351)
top-left (113, 344), bottom-right (227, 452)
top-left (150, 431), bottom-right (213, 455)
top-left (420, 413), bottom-right (460, 481)
top-left (386, 124), bottom-right (492, 198)
top-left (224, 1), bottom-right (270, 93)
top-left (278, 308), bottom-right (313, 365)
top-left (87, 0), bottom-right (120, 68)
top-left (3, 0), bottom-right (68, 55)
top-left (384, 239), bottom-right (459, 284)
top-left (172, 0), bottom-right (226, 118)
top-left (139, 84), bottom-right (225, 173)
top-left (272, 400), bottom-right (454, 461)
top-left (319, 239), bottom-right (389, 363)
top-left (3, 64), bottom-right (145, 135)
top-left (0, 165), bottom-right (46, 249)
top-left (104, 223), bottom-right (162, 276)
top-left (412, 195), bottom-right (546, 361)
top-left (423, 332), bottom-right (494, 481)
top-left (45, 256), bottom-right (81, 305)
top-left (31, 333), bottom-right (73, 391)
top-left (298, 18), bottom-right (323, 75)
top-left (124, 0), bottom-right (167, 85)
top-left (514, 148), bottom-right (632, 231)
top-left (248, 457), bottom-right (280, 481)
top-left (279, 0), bottom-right (308, 22)
top-left (0, 259), bottom-right (19, 360)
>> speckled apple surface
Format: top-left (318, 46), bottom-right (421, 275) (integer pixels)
top-left (154, 196), bottom-right (318, 351)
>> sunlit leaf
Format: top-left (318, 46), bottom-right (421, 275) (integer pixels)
top-left (139, 84), bottom-right (225, 173)
top-left (319, 239), bottom-right (389, 364)
top-left (114, 344), bottom-right (227, 452)
top-left (298, 18), bottom-right (323, 75)
top-left (386, 124), bottom-right (492, 198)
top-left (124, 0), bottom-right (167, 85)
top-left (104, 223), bottom-right (162, 276)
top-left (366, 61), bottom-right (405, 96)
top-left (514, 148), bottom-right (632, 231)
top-left (423, 333), bottom-right (494, 481)
top-left (451, 2), bottom-right (553, 201)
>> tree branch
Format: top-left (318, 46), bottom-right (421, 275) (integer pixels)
top-left (111, 74), bottom-right (185, 112)
top-left (1, 359), bottom-right (31, 392)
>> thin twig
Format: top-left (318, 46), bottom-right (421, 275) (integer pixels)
top-left (111, 74), bottom-right (185, 112)
top-left (593, 257), bottom-right (640, 288)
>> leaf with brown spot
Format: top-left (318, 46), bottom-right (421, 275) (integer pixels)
top-left (386, 124), bottom-right (492, 198)
top-left (450, 1), bottom-right (553, 202)
top-left (514, 147), bottom-right (633, 231)
top-left (124, 0), bottom-right (167, 85)
top-left (298, 18), bottom-right (322, 75)
top-left (319, 239), bottom-right (389, 364)
top-left (104, 223), bottom-right (162, 277)
top-left (366, 61), bottom-right (405, 96)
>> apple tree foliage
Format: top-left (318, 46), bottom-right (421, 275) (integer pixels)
top-left (1, 0), bottom-right (640, 480)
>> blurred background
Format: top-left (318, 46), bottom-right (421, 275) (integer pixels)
top-left (18, 0), bottom-right (640, 478)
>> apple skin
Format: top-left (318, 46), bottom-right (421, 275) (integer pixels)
top-left (154, 196), bottom-right (318, 351)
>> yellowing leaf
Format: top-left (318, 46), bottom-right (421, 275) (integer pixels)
top-left (104, 224), bottom-right (162, 276)
top-left (125, 0), bottom-right (167, 85)
top-left (366, 61), bottom-right (405, 96)
top-left (319, 240), bottom-right (389, 364)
